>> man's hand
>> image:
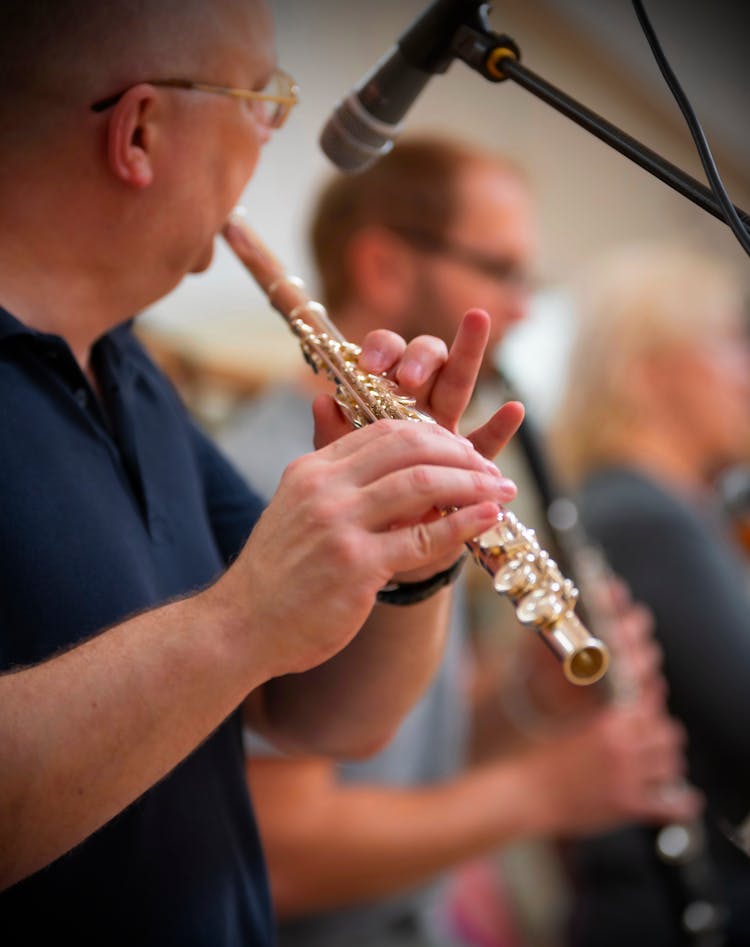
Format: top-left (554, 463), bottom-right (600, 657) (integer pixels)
top-left (314, 308), bottom-right (524, 459)
top-left (308, 309), bottom-right (523, 586)
top-left (519, 701), bottom-right (703, 836)
top-left (218, 419), bottom-right (516, 681)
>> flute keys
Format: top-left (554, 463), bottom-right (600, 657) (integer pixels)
top-left (516, 588), bottom-right (566, 626)
top-left (494, 557), bottom-right (537, 595)
top-left (221, 214), bottom-right (608, 684)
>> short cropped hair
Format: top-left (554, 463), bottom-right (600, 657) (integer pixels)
top-left (0, 0), bottom-right (242, 142)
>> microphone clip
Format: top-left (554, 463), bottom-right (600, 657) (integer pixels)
top-left (451, 24), bottom-right (521, 83)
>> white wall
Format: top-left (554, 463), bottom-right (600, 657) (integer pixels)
top-left (142, 0), bottom-right (750, 396)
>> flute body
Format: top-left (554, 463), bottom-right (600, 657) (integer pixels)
top-left (223, 214), bottom-right (608, 686)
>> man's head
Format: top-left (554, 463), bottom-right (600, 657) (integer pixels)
top-left (310, 134), bottom-right (537, 365)
top-left (0, 0), bottom-right (280, 321)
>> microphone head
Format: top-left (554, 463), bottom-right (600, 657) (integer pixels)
top-left (319, 92), bottom-right (399, 173)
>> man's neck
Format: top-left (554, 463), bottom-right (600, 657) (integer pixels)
top-left (0, 167), bottom-right (136, 375)
top-left (329, 301), bottom-right (382, 348)
top-left (0, 263), bottom-right (106, 374)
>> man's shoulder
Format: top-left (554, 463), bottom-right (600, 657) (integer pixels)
top-left (217, 383), bottom-right (313, 499)
top-left (228, 384), bottom-right (309, 434)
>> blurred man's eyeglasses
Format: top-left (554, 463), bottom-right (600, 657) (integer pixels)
top-left (90, 68), bottom-right (299, 130)
top-left (389, 224), bottom-right (534, 290)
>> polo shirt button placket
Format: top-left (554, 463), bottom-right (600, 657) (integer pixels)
top-left (74, 388), bottom-right (88, 409)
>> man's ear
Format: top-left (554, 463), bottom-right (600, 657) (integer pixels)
top-left (106, 84), bottom-right (159, 189)
top-left (347, 227), bottom-right (417, 324)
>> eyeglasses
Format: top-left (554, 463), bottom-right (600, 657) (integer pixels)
top-left (389, 224), bottom-right (534, 290)
top-left (90, 68), bottom-right (299, 129)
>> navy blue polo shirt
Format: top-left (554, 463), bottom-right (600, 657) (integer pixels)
top-left (0, 307), bottom-right (274, 945)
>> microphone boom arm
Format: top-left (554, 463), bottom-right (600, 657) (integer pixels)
top-left (450, 20), bottom-right (750, 234)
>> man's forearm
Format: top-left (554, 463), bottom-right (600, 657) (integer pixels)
top-left (252, 756), bottom-right (553, 918)
top-left (0, 586), bottom-right (268, 891)
top-left (250, 588), bottom-right (453, 757)
top-left (253, 702), bottom-right (702, 919)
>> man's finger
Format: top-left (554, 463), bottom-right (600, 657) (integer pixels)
top-left (424, 309), bottom-right (490, 428)
top-left (468, 400), bottom-right (525, 460)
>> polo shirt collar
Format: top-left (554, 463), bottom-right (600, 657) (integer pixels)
top-left (0, 305), bottom-right (49, 345)
top-left (0, 305), bottom-right (135, 361)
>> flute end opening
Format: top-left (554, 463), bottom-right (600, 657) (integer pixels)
top-left (565, 642), bottom-right (609, 686)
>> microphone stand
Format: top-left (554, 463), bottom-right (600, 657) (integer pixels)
top-left (446, 11), bottom-right (750, 235)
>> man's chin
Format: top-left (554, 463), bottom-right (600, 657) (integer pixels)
top-left (189, 241), bottom-right (216, 274)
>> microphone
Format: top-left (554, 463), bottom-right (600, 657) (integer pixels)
top-left (320, 0), bottom-right (491, 173)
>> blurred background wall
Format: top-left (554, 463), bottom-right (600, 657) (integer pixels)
top-left (138, 0), bottom-right (749, 419)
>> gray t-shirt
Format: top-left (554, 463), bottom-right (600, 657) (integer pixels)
top-left (219, 383), bottom-right (470, 947)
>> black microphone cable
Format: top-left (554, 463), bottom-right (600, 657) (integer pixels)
top-left (632, 0), bottom-right (750, 258)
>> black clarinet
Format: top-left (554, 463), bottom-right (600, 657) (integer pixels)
top-left (494, 368), bottom-right (728, 947)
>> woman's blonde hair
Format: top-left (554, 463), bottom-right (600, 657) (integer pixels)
top-left (549, 242), bottom-right (746, 485)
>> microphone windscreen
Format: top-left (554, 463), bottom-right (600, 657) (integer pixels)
top-left (319, 93), bottom-right (398, 173)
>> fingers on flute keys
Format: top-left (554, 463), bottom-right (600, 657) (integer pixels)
top-left (281, 419), bottom-right (516, 569)
top-left (358, 310), bottom-right (491, 433)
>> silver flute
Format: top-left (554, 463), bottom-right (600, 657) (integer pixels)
top-left (223, 212), bottom-right (609, 685)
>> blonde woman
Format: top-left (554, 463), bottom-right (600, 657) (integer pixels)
top-left (550, 244), bottom-right (750, 947)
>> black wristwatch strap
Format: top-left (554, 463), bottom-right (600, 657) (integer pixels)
top-left (375, 553), bottom-right (468, 606)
